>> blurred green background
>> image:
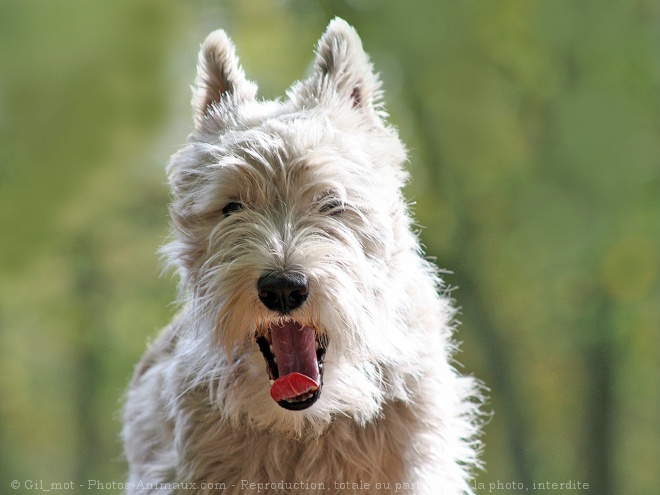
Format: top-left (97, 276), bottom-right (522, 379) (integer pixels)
top-left (1, 0), bottom-right (658, 493)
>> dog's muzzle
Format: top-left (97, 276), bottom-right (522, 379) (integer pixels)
top-left (255, 272), bottom-right (327, 410)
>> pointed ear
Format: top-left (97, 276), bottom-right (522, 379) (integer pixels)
top-left (191, 30), bottom-right (257, 129)
top-left (310, 18), bottom-right (382, 112)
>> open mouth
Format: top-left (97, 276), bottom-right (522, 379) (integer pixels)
top-left (255, 320), bottom-right (327, 411)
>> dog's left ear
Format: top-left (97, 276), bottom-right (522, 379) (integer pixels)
top-left (192, 30), bottom-right (257, 130)
top-left (302, 18), bottom-right (382, 116)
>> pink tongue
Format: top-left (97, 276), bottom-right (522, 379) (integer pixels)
top-left (269, 321), bottom-right (319, 402)
top-left (270, 372), bottom-right (319, 402)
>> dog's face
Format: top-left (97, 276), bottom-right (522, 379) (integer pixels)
top-left (164, 19), bottom-right (420, 434)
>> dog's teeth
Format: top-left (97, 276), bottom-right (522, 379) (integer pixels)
top-left (273, 357), bottom-right (277, 363)
top-left (269, 379), bottom-right (274, 386)
top-left (269, 345), bottom-right (275, 354)
top-left (282, 390), bottom-right (317, 403)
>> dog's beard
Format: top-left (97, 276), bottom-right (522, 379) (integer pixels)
top-left (179, 267), bottom-right (412, 437)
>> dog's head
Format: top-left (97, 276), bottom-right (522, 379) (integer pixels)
top-left (164, 19), bottom-right (435, 435)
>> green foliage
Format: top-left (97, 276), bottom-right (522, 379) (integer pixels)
top-left (1, 1), bottom-right (658, 493)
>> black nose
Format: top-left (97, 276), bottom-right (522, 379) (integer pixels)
top-left (257, 272), bottom-right (309, 314)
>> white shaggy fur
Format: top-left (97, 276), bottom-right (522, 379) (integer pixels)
top-left (122, 18), bottom-right (483, 495)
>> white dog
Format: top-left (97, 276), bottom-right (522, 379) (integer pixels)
top-left (122, 18), bottom-right (483, 494)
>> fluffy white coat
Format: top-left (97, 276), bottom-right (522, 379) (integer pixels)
top-left (122, 18), bottom-right (483, 495)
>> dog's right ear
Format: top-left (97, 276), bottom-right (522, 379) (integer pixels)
top-left (192, 30), bottom-right (257, 130)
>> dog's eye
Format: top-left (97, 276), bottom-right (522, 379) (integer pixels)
top-left (319, 199), bottom-right (344, 216)
top-left (221, 202), bottom-right (243, 217)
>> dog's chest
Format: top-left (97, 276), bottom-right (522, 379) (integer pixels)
top-left (184, 415), bottom-right (409, 494)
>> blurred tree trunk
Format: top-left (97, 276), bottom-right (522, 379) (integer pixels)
top-left (582, 297), bottom-right (616, 495)
top-left (72, 237), bottom-right (105, 486)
